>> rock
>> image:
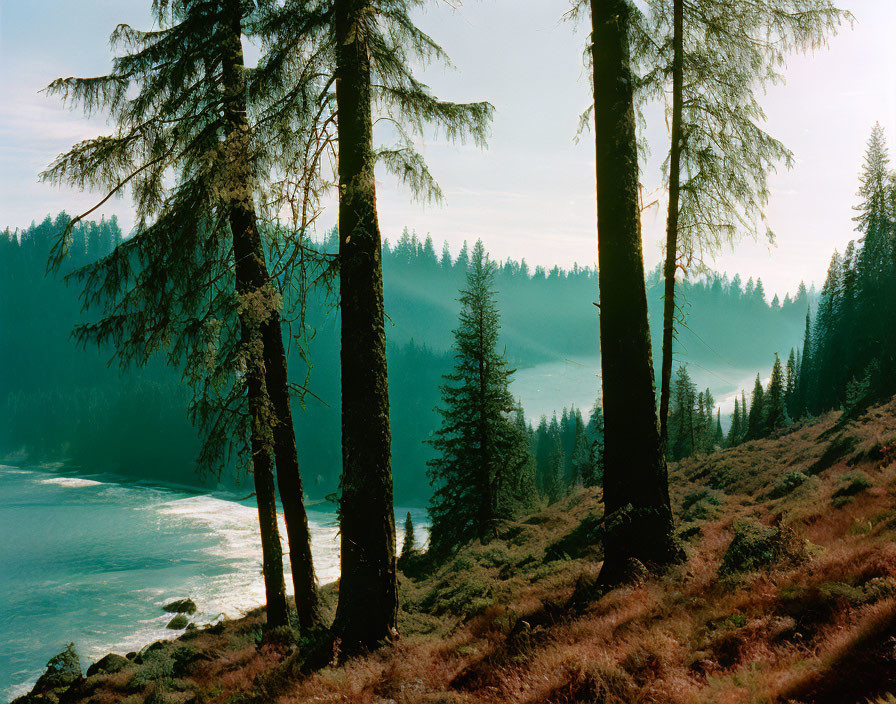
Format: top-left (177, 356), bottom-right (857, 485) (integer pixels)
top-left (135, 640), bottom-right (172, 664)
top-left (33, 643), bottom-right (82, 693)
top-left (86, 653), bottom-right (130, 677)
top-left (163, 598), bottom-right (197, 615)
top-left (166, 614), bottom-right (190, 630)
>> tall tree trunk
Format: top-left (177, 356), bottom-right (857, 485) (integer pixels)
top-left (659, 0), bottom-right (684, 450)
top-left (331, 0), bottom-right (398, 651)
top-left (220, 2), bottom-right (316, 630)
top-left (589, 0), bottom-right (677, 584)
top-left (263, 325), bottom-right (323, 630)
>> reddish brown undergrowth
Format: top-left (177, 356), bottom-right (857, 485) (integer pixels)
top-left (17, 399), bottom-right (896, 704)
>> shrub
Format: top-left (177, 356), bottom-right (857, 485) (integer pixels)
top-left (719, 520), bottom-right (806, 575)
top-left (680, 489), bottom-right (724, 521)
top-left (769, 471), bottom-right (808, 499)
top-left (129, 650), bottom-right (175, 689)
top-left (832, 472), bottom-right (873, 506)
top-left (420, 572), bottom-right (494, 616)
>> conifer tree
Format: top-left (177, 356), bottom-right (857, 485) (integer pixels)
top-left (535, 416), bottom-right (552, 495)
top-left (265, 0), bottom-right (493, 649)
top-left (40, 0), bottom-right (332, 630)
top-left (568, 410), bottom-right (588, 487)
top-left (427, 241), bottom-right (533, 556)
top-left (543, 431), bottom-right (565, 504)
top-left (400, 511), bottom-right (415, 560)
top-left (649, 0), bottom-right (848, 447)
top-left (582, 0), bottom-right (678, 583)
top-left (668, 365), bottom-right (696, 460)
top-left (583, 401), bottom-right (606, 488)
top-left (785, 348), bottom-right (797, 418)
top-left (813, 251), bottom-right (844, 409)
top-left (765, 354), bottom-right (788, 432)
top-left (798, 310), bottom-right (814, 416)
top-left (853, 124), bottom-right (896, 383)
top-left (729, 397), bottom-right (742, 446)
top-left (714, 408), bottom-right (724, 447)
top-left (747, 374), bottom-right (765, 440)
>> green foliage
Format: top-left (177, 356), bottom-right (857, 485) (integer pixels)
top-left (719, 520), bottom-right (805, 575)
top-left (642, 0), bottom-right (848, 273)
top-left (769, 471), bottom-right (809, 499)
top-left (798, 126), bottom-right (896, 414)
top-left (130, 649), bottom-right (175, 689)
top-left (420, 572), bottom-right (494, 617)
top-left (427, 241), bottom-right (536, 555)
top-left (667, 366), bottom-right (718, 460)
top-left (401, 511), bottom-right (416, 560)
top-left (832, 472), bottom-right (873, 505)
top-left (680, 489), bottom-right (723, 521)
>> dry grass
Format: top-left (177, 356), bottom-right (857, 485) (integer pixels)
top-left (30, 399), bottom-right (896, 704)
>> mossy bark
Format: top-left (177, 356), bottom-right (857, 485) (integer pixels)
top-left (330, 0), bottom-right (398, 651)
top-left (589, 0), bottom-right (678, 583)
top-left (220, 1), bottom-right (318, 630)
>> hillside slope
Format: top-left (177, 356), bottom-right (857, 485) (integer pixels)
top-left (15, 399), bottom-right (896, 704)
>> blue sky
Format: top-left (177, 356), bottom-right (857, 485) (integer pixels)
top-left (1, 0), bottom-right (894, 298)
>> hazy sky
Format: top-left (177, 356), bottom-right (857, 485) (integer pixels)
top-left (1, 0), bottom-right (894, 298)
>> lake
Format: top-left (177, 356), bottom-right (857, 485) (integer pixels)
top-left (0, 466), bottom-right (427, 700)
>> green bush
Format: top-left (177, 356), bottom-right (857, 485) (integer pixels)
top-left (680, 489), bottom-right (724, 521)
top-left (769, 471), bottom-right (808, 499)
top-left (832, 472), bottom-right (872, 503)
top-left (420, 572), bottom-right (494, 616)
top-left (130, 650), bottom-right (175, 689)
top-left (719, 520), bottom-right (806, 576)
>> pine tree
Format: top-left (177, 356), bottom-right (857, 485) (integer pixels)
top-left (40, 0), bottom-right (335, 630)
top-left (649, 0), bottom-right (847, 449)
top-left (400, 512), bottom-right (416, 560)
top-left (785, 348), bottom-right (797, 418)
top-left (535, 415), bottom-right (552, 495)
top-left (747, 374), bottom-right (765, 440)
top-left (797, 310), bottom-right (814, 416)
top-left (259, 0), bottom-right (494, 650)
top-left (714, 408), bottom-right (724, 447)
top-left (583, 401), bottom-right (605, 487)
top-left (568, 409), bottom-right (588, 487)
top-left (853, 124), bottom-right (896, 384)
top-left (765, 354), bottom-right (788, 432)
top-left (669, 365), bottom-right (696, 460)
top-left (583, 0), bottom-right (678, 583)
top-left (813, 251), bottom-right (844, 409)
top-left (729, 396), bottom-right (742, 446)
top-left (427, 241), bottom-right (534, 556)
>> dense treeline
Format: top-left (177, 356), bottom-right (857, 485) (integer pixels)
top-left (798, 125), bottom-right (896, 416)
top-left (666, 126), bottom-right (896, 463)
top-left (1, 216), bottom-right (810, 502)
top-left (0, 215), bottom-right (203, 485)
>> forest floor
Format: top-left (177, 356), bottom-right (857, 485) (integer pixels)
top-left (15, 398), bottom-right (896, 704)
